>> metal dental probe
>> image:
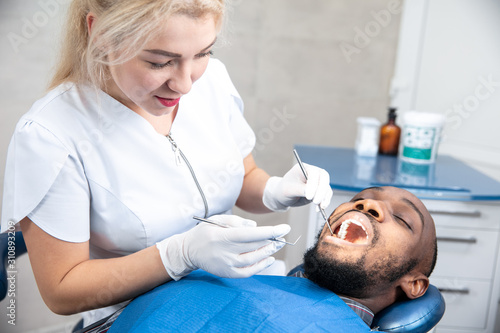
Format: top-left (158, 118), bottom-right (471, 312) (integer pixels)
top-left (292, 149), bottom-right (334, 236)
top-left (193, 216), bottom-right (301, 246)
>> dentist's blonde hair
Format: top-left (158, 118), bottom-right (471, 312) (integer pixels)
top-left (49, 0), bottom-right (225, 90)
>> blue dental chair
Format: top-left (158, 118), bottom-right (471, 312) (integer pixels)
top-left (1, 232), bottom-right (445, 332)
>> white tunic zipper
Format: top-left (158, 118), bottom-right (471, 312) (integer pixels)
top-left (166, 134), bottom-right (183, 166)
top-left (166, 133), bottom-right (209, 218)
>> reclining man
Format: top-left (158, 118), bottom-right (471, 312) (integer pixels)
top-left (83, 186), bottom-right (438, 332)
top-left (294, 185), bottom-right (438, 327)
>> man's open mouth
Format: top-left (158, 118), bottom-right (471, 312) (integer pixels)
top-left (332, 218), bottom-right (369, 244)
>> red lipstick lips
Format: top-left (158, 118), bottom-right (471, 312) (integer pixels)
top-left (156, 96), bottom-right (180, 108)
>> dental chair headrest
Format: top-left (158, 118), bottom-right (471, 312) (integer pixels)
top-left (371, 284), bottom-right (445, 332)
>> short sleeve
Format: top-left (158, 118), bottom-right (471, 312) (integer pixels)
top-left (1, 120), bottom-right (90, 242)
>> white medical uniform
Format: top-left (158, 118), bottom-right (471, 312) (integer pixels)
top-left (0, 58), bottom-right (256, 325)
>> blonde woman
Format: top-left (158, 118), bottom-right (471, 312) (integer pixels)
top-left (1, 0), bottom-right (332, 327)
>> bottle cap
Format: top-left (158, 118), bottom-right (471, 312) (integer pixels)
top-left (388, 107), bottom-right (397, 118)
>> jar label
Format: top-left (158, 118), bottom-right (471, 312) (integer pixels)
top-left (401, 126), bottom-right (437, 161)
top-left (402, 146), bottom-right (432, 160)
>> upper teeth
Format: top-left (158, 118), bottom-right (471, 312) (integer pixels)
top-left (338, 219), bottom-right (368, 240)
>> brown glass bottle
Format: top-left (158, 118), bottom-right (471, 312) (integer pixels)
top-left (378, 107), bottom-right (401, 156)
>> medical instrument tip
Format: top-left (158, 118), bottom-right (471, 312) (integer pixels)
top-left (293, 149), bottom-right (334, 236)
top-left (274, 234), bottom-right (302, 246)
top-left (320, 207), bottom-right (334, 236)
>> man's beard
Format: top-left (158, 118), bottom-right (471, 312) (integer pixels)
top-left (303, 231), bottom-right (418, 299)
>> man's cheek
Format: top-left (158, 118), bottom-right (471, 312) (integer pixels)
top-left (393, 238), bottom-right (414, 254)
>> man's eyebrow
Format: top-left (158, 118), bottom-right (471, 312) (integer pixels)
top-left (402, 198), bottom-right (424, 228)
top-left (144, 37), bottom-right (217, 58)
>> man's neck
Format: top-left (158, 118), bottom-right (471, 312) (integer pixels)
top-left (342, 288), bottom-right (401, 315)
top-left (291, 269), bottom-right (375, 326)
top-left (337, 295), bottom-right (374, 327)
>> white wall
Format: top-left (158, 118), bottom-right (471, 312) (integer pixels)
top-left (391, 0), bottom-right (500, 181)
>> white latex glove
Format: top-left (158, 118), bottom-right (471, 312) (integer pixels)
top-left (156, 214), bottom-right (291, 280)
top-left (263, 163), bottom-right (333, 212)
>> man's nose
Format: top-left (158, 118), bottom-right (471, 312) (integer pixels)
top-left (354, 199), bottom-right (385, 222)
top-left (166, 64), bottom-right (193, 95)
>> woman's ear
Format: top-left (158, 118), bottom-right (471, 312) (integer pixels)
top-left (86, 12), bottom-right (96, 36)
top-left (400, 273), bottom-right (429, 299)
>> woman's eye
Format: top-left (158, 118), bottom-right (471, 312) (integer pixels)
top-left (394, 215), bottom-right (412, 231)
top-left (196, 50), bottom-right (214, 59)
top-left (148, 61), bottom-right (172, 70)
top-left (149, 62), bottom-right (167, 69)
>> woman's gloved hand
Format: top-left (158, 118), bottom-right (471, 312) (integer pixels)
top-left (156, 214), bottom-right (291, 280)
top-left (263, 163), bottom-right (333, 212)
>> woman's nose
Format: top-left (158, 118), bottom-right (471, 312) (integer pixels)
top-left (167, 65), bottom-right (193, 95)
top-left (354, 199), bottom-right (385, 222)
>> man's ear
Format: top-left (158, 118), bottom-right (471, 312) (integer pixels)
top-left (400, 273), bottom-right (429, 299)
top-left (86, 12), bottom-right (96, 36)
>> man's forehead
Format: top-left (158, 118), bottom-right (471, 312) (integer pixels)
top-left (358, 186), bottom-right (413, 198)
top-left (355, 186), bottom-right (384, 197)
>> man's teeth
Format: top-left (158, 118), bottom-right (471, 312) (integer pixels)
top-left (337, 219), bottom-right (368, 241)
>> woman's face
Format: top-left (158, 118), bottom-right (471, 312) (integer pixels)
top-left (106, 14), bottom-right (218, 116)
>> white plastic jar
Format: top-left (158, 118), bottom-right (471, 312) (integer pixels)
top-left (399, 111), bottom-right (445, 164)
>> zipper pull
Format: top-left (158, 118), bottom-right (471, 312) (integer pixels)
top-left (174, 147), bottom-right (182, 166)
top-left (166, 134), bottom-right (182, 166)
